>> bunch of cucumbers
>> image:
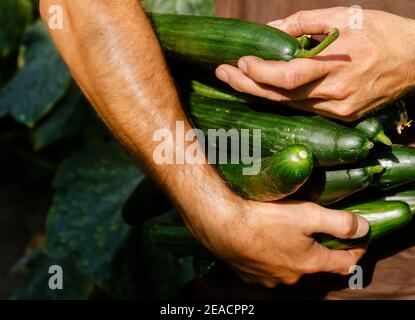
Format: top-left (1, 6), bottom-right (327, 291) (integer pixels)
top-left (125, 13), bottom-right (415, 268)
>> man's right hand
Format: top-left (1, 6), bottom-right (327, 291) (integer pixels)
top-left (191, 196), bottom-right (369, 288)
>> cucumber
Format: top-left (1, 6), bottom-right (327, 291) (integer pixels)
top-left (188, 95), bottom-right (373, 167)
top-left (122, 177), bottom-right (173, 225)
top-left (188, 79), bottom-right (258, 104)
top-left (297, 35), bottom-right (312, 49)
top-left (298, 165), bottom-right (384, 205)
top-left (319, 200), bottom-right (413, 249)
top-left (149, 13), bottom-right (339, 68)
top-left (375, 189), bottom-right (415, 213)
top-left (355, 117), bottom-right (392, 145)
top-left (366, 145), bottom-right (415, 191)
top-left (217, 144), bottom-right (313, 201)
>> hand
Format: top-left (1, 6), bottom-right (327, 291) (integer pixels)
top-left (216, 7), bottom-right (415, 121)
top-left (189, 196), bottom-right (369, 288)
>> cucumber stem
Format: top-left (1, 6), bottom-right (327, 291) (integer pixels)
top-left (374, 132), bottom-right (393, 146)
top-left (297, 34), bottom-right (312, 49)
top-left (366, 165), bottom-right (384, 176)
top-left (294, 28), bottom-right (340, 58)
top-left (365, 140), bottom-right (375, 150)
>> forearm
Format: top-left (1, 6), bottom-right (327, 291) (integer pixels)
top-left (39, 0), bottom-right (238, 241)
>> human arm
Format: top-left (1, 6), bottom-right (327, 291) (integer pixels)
top-left (39, 0), bottom-right (368, 287)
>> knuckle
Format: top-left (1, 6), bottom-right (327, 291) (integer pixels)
top-left (298, 261), bottom-right (320, 275)
top-left (326, 84), bottom-right (351, 101)
top-left (230, 82), bottom-right (246, 93)
top-left (281, 275), bottom-right (301, 285)
top-left (281, 70), bottom-right (301, 89)
top-left (267, 92), bottom-right (285, 102)
top-left (335, 105), bottom-right (355, 118)
top-left (338, 212), bottom-right (358, 237)
top-left (261, 279), bottom-right (279, 289)
top-left (295, 10), bottom-right (307, 26)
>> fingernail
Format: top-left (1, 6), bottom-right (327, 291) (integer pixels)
top-left (268, 19), bottom-right (283, 27)
top-left (354, 216), bottom-right (370, 239)
top-left (216, 69), bottom-right (229, 82)
top-left (238, 59), bottom-right (248, 73)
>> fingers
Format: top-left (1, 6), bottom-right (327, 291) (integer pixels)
top-left (237, 56), bottom-right (336, 90)
top-left (306, 208), bottom-right (369, 240)
top-left (306, 242), bottom-right (366, 275)
top-left (216, 61), bottom-right (340, 102)
top-left (216, 64), bottom-right (291, 102)
top-left (268, 7), bottom-right (346, 36)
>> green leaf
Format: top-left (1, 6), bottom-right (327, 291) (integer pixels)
top-left (11, 249), bottom-right (94, 300)
top-left (32, 86), bottom-right (86, 150)
top-left (142, 0), bottom-right (214, 16)
top-left (0, 0), bottom-right (33, 58)
top-left (140, 214), bottom-right (195, 299)
top-left (0, 21), bottom-right (71, 126)
top-left (44, 142), bottom-right (144, 298)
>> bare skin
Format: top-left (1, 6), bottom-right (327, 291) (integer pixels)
top-left (39, 0), bottom-right (368, 287)
top-left (217, 7), bottom-right (415, 121)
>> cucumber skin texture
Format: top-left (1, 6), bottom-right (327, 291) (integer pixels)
top-left (149, 13), bottom-right (301, 67)
top-left (218, 145), bottom-right (313, 201)
top-left (298, 166), bottom-right (383, 205)
top-left (188, 80), bottom-right (259, 104)
top-left (189, 95), bottom-right (373, 167)
top-left (320, 200), bottom-right (413, 249)
top-left (355, 117), bottom-right (392, 145)
top-left (377, 189), bottom-right (415, 213)
top-left (367, 145), bottom-right (415, 191)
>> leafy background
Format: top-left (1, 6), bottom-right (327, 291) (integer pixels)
top-left (0, 0), bottom-right (214, 299)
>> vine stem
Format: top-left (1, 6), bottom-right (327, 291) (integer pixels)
top-left (294, 28), bottom-right (340, 58)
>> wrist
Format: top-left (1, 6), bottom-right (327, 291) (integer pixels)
top-left (162, 162), bottom-right (244, 248)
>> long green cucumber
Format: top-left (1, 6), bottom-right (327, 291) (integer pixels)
top-left (319, 200), bottom-right (413, 249)
top-left (217, 144), bottom-right (313, 201)
top-left (188, 79), bottom-right (259, 104)
top-left (355, 117), bottom-right (392, 145)
top-left (374, 189), bottom-right (415, 213)
top-left (297, 165), bottom-right (384, 205)
top-left (188, 95), bottom-right (373, 167)
top-left (365, 145), bottom-right (415, 191)
top-left (149, 13), bottom-right (339, 68)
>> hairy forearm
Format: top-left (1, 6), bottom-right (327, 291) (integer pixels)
top-left (39, 0), bottom-right (237, 239)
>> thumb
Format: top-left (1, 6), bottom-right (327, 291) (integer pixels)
top-left (308, 209), bottom-right (369, 240)
top-left (268, 9), bottom-right (335, 37)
